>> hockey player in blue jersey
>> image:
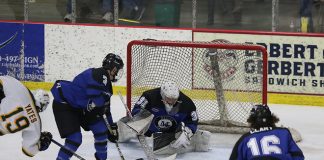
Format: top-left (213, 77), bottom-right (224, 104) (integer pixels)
top-left (127, 81), bottom-right (210, 155)
top-left (230, 104), bottom-right (304, 160)
top-left (50, 53), bottom-right (124, 160)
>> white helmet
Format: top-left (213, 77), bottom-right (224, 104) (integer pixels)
top-left (34, 89), bottom-right (50, 112)
top-left (161, 81), bottom-right (179, 113)
top-left (160, 81), bottom-right (179, 100)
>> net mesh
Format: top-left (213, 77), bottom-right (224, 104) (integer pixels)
top-left (127, 40), bottom-right (267, 133)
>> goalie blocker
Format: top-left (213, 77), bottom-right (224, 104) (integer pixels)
top-left (117, 109), bottom-right (154, 142)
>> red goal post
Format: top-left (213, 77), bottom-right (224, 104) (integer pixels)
top-left (126, 39), bottom-right (268, 133)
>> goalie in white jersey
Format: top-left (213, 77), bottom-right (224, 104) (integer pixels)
top-left (0, 76), bottom-right (52, 157)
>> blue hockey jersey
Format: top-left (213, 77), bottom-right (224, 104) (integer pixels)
top-left (132, 88), bottom-right (198, 136)
top-left (230, 127), bottom-right (304, 160)
top-left (51, 68), bottom-right (112, 110)
top-left (51, 68), bottom-right (113, 124)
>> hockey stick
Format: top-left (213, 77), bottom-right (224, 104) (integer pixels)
top-left (51, 139), bottom-right (86, 160)
top-left (102, 114), bottom-right (126, 160)
top-left (117, 91), bottom-right (156, 160)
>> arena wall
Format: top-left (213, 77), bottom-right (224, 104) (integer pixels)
top-left (1, 21), bottom-right (323, 106)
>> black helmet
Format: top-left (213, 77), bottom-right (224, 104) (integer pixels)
top-left (102, 53), bottom-right (124, 70)
top-left (102, 53), bottom-right (124, 82)
top-left (248, 104), bottom-right (278, 129)
top-left (251, 104), bottom-right (271, 120)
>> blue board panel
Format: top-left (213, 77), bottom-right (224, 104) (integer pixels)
top-left (0, 22), bottom-right (44, 81)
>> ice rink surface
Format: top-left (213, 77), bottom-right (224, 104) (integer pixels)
top-left (1, 95), bottom-right (324, 160)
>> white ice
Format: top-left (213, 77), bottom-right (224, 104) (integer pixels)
top-left (1, 95), bottom-right (323, 160)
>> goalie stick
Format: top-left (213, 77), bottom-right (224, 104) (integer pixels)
top-left (103, 114), bottom-right (126, 160)
top-left (117, 91), bottom-right (156, 160)
top-left (117, 92), bottom-right (177, 160)
top-left (51, 139), bottom-right (86, 160)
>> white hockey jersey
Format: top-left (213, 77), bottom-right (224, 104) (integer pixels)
top-left (0, 76), bottom-right (41, 157)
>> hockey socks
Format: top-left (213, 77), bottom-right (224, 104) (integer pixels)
top-left (90, 120), bottom-right (109, 160)
top-left (57, 132), bottom-right (82, 160)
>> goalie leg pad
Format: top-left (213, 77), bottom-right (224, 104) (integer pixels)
top-left (154, 143), bottom-right (195, 155)
top-left (154, 144), bottom-right (176, 155)
top-left (192, 130), bottom-right (211, 152)
top-left (287, 127), bottom-right (302, 143)
top-left (153, 132), bottom-right (175, 151)
top-left (153, 132), bottom-right (195, 155)
top-left (117, 117), bottom-right (136, 142)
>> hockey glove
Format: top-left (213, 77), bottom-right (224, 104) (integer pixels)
top-left (87, 104), bottom-right (109, 117)
top-left (170, 123), bottom-right (193, 149)
top-left (107, 123), bottom-right (119, 143)
top-left (39, 131), bottom-right (52, 151)
top-left (87, 100), bottom-right (96, 112)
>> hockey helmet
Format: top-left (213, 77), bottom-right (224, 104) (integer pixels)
top-left (249, 104), bottom-right (272, 126)
top-left (34, 89), bottom-right (50, 112)
top-left (102, 53), bottom-right (124, 82)
top-left (160, 81), bottom-right (179, 106)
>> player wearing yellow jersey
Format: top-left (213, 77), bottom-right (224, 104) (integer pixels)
top-left (0, 75), bottom-right (52, 157)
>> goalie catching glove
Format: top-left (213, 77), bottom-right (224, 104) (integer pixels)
top-left (107, 123), bottom-right (119, 143)
top-left (39, 131), bottom-right (52, 151)
top-left (171, 122), bottom-right (193, 149)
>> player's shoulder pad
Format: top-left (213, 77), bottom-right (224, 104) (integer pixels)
top-left (92, 68), bottom-right (111, 85)
top-left (144, 88), bottom-right (160, 95)
top-left (273, 127), bottom-right (292, 134)
top-left (236, 131), bottom-right (252, 145)
top-left (143, 88), bottom-right (161, 99)
top-left (178, 92), bottom-right (196, 111)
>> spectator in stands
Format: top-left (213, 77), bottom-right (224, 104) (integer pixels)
top-left (64, 0), bottom-right (114, 22)
top-left (120, 0), bottom-right (146, 21)
top-left (233, 0), bottom-right (243, 17)
top-left (313, 0), bottom-right (324, 32)
top-left (207, 0), bottom-right (242, 25)
top-left (299, 0), bottom-right (314, 32)
top-left (154, 0), bottom-right (182, 27)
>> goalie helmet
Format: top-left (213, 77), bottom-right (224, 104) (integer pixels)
top-left (102, 53), bottom-right (124, 82)
top-left (34, 89), bottom-right (50, 112)
top-left (161, 81), bottom-right (179, 100)
top-left (247, 104), bottom-right (279, 129)
top-left (160, 81), bottom-right (179, 112)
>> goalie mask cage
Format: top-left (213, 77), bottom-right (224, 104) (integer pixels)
top-left (126, 40), bottom-right (268, 134)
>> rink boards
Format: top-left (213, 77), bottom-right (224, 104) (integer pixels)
top-left (0, 21), bottom-right (324, 106)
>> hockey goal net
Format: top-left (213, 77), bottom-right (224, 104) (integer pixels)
top-left (126, 39), bottom-right (268, 134)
